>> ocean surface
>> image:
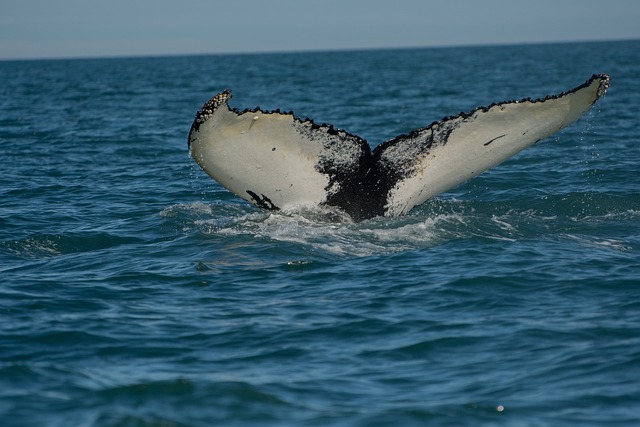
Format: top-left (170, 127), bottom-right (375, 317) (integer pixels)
top-left (1, 40), bottom-right (639, 426)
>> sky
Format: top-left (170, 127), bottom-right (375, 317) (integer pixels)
top-left (1, 0), bottom-right (639, 60)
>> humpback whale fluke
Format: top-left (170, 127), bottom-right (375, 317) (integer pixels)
top-left (188, 74), bottom-right (609, 221)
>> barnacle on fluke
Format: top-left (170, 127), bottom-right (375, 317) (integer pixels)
top-left (188, 74), bottom-right (609, 221)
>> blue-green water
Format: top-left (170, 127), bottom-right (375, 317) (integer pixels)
top-left (1, 41), bottom-right (639, 426)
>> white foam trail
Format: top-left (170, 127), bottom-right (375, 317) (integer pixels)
top-left (161, 196), bottom-right (637, 258)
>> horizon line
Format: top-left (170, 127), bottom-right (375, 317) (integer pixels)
top-left (1, 36), bottom-right (637, 63)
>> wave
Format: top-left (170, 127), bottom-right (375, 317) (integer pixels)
top-left (0, 232), bottom-right (142, 260)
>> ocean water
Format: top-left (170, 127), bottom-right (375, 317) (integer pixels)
top-left (1, 40), bottom-right (639, 426)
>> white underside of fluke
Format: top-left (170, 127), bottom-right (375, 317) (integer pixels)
top-left (188, 74), bottom-right (609, 221)
top-left (382, 77), bottom-right (609, 216)
top-left (190, 106), bottom-right (329, 210)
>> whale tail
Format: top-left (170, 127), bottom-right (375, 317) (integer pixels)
top-left (188, 74), bottom-right (609, 221)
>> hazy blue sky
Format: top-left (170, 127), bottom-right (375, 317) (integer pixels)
top-left (1, 0), bottom-right (639, 59)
